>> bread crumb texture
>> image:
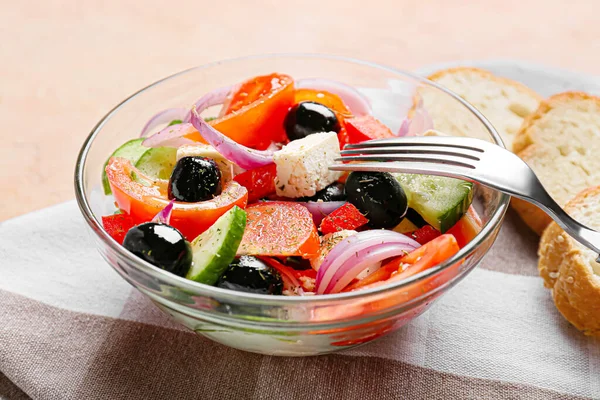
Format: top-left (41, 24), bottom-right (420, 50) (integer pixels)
top-left (539, 185), bottom-right (600, 336)
top-left (426, 67), bottom-right (541, 149)
top-left (514, 92), bottom-right (600, 234)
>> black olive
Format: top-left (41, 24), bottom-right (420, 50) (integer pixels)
top-left (284, 101), bottom-right (340, 141)
top-left (345, 171), bottom-right (408, 228)
top-left (298, 182), bottom-right (346, 202)
top-left (405, 208), bottom-right (428, 228)
top-left (123, 222), bottom-right (192, 277)
top-left (217, 256), bottom-right (283, 295)
top-left (168, 156), bottom-right (221, 202)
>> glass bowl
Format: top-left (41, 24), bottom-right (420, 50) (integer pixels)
top-left (75, 54), bottom-right (509, 356)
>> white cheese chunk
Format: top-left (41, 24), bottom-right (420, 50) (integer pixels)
top-left (176, 144), bottom-right (244, 181)
top-left (273, 132), bottom-right (343, 198)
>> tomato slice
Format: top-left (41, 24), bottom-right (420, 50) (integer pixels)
top-left (186, 73), bottom-right (295, 150)
top-left (345, 115), bottom-right (395, 144)
top-left (233, 163), bottom-right (277, 203)
top-left (346, 234), bottom-right (460, 291)
top-left (446, 206), bottom-right (482, 248)
top-left (238, 202), bottom-right (320, 258)
top-left (101, 213), bottom-right (135, 244)
top-left (105, 157), bottom-right (248, 241)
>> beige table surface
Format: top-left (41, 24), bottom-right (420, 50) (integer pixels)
top-left (2, 0), bottom-right (599, 222)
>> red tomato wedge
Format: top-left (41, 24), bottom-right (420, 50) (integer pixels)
top-left (185, 73), bottom-right (295, 149)
top-left (238, 202), bottom-right (320, 258)
top-left (101, 213), bottom-right (135, 244)
top-left (105, 157), bottom-right (248, 241)
top-left (233, 163), bottom-right (277, 203)
top-left (319, 202), bottom-right (368, 234)
top-left (446, 206), bottom-right (482, 248)
top-left (345, 115), bottom-right (396, 144)
top-left (346, 234), bottom-right (460, 291)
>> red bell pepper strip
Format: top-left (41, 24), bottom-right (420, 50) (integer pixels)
top-left (408, 225), bottom-right (441, 245)
top-left (345, 115), bottom-right (396, 144)
top-left (101, 213), bottom-right (135, 244)
top-left (319, 202), bottom-right (368, 234)
top-left (233, 163), bottom-right (277, 203)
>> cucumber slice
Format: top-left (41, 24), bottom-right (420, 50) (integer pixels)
top-left (187, 206), bottom-right (247, 285)
top-left (102, 139), bottom-right (147, 195)
top-left (135, 147), bottom-right (177, 180)
top-left (394, 174), bottom-right (473, 233)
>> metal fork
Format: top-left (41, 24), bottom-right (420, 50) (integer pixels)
top-left (330, 136), bottom-right (600, 262)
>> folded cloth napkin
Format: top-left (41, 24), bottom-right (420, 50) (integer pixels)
top-left (3, 61), bottom-right (600, 400)
top-left (1, 200), bottom-right (599, 400)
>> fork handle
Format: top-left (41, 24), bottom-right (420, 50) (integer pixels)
top-left (524, 190), bottom-right (600, 262)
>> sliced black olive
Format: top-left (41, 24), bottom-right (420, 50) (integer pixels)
top-left (168, 156), bottom-right (221, 202)
top-left (123, 222), bottom-right (192, 277)
top-left (345, 171), bottom-right (408, 229)
top-left (284, 101), bottom-right (340, 141)
top-left (298, 182), bottom-right (346, 202)
top-left (217, 256), bottom-right (283, 295)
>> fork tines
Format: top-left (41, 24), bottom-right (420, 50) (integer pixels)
top-left (329, 136), bottom-right (492, 181)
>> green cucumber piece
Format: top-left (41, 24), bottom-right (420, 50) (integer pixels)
top-left (135, 147), bottom-right (177, 180)
top-left (102, 138), bottom-right (147, 195)
top-left (187, 206), bottom-right (247, 285)
top-left (394, 174), bottom-right (473, 233)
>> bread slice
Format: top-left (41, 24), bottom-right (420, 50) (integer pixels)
top-left (538, 186), bottom-right (600, 336)
top-left (512, 92), bottom-right (600, 234)
top-left (426, 67), bottom-right (542, 149)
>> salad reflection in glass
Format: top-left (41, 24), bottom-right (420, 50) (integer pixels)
top-left (101, 73), bottom-right (481, 296)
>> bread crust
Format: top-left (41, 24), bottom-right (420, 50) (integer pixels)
top-left (513, 92), bottom-right (600, 234)
top-left (428, 67), bottom-right (542, 103)
top-left (538, 186), bottom-right (600, 336)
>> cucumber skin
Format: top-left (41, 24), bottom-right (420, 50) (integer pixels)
top-left (102, 139), bottom-right (147, 195)
top-left (437, 186), bottom-right (473, 232)
top-left (395, 174), bottom-right (473, 233)
top-left (186, 206), bottom-right (247, 285)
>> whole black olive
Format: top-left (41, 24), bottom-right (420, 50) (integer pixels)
top-left (345, 171), bottom-right (408, 228)
top-left (168, 156), bottom-right (221, 202)
top-left (123, 222), bottom-right (192, 277)
top-left (284, 101), bottom-right (340, 141)
top-left (298, 182), bottom-right (346, 202)
top-left (217, 256), bottom-right (283, 295)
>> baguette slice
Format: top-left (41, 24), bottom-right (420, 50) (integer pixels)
top-left (512, 92), bottom-right (600, 234)
top-left (426, 67), bottom-right (542, 149)
top-left (538, 186), bottom-right (600, 336)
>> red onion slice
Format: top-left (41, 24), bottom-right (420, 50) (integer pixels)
top-left (140, 108), bottom-right (188, 138)
top-left (152, 200), bottom-right (174, 224)
top-left (315, 230), bottom-right (420, 294)
top-left (297, 78), bottom-right (372, 116)
top-left (298, 201), bottom-right (345, 225)
top-left (189, 105), bottom-right (274, 170)
top-left (142, 123), bottom-right (198, 148)
top-left (400, 97), bottom-right (434, 136)
top-left (182, 85), bottom-right (233, 123)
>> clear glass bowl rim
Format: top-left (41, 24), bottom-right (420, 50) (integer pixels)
top-left (74, 53), bottom-right (510, 306)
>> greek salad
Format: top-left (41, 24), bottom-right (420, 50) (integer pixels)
top-left (101, 73), bottom-right (482, 296)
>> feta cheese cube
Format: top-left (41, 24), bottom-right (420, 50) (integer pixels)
top-left (176, 144), bottom-right (244, 181)
top-left (273, 132), bottom-right (343, 198)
